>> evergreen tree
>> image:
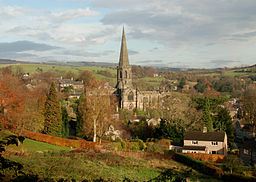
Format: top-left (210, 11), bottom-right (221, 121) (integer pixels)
top-left (215, 107), bottom-right (234, 143)
top-left (61, 107), bottom-right (69, 138)
top-left (203, 98), bottom-right (213, 131)
top-left (178, 77), bottom-right (186, 89)
top-left (76, 93), bottom-right (85, 138)
top-left (43, 82), bottom-right (62, 137)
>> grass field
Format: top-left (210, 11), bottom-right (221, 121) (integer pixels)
top-left (6, 138), bottom-right (70, 152)
top-left (4, 147), bottom-right (220, 181)
top-left (1, 64), bottom-right (116, 82)
top-left (0, 131), bottom-right (220, 181)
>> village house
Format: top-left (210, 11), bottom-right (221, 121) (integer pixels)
top-left (56, 77), bottom-right (84, 92)
top-left (182, 129), bottom-right (228, 155)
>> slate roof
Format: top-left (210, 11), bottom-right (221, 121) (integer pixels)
top-left (183, 146), bottom-right (206, 151)
top-left (184, 131), bottom-right (225, 142)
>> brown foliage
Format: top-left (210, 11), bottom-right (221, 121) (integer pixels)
top-left (185, 153), bottom-right (224, 163)
top-left (0, 74), bottom-right (25, 130)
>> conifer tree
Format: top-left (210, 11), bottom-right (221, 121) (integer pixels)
top-left (203, 98), bottom-right (213, 132)
top-left (44, 82), bottom-right (62, 137)
top-left (61, 107), bottom-right (69, 138)
top-left (76, 93), bottom-right (85, 138)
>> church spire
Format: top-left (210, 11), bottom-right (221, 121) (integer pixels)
top-left (119, 26), bottom-right (130, 67)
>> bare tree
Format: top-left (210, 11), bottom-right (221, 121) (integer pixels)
top-left (80, 81), bottom-right (117, 143)
top-left (242, 85), bottom-right (256, 137)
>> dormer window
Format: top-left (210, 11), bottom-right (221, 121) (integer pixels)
top-left (191, 141), bottom-right (198, 145)
top-left (211, 141), bottom-right (218, 146)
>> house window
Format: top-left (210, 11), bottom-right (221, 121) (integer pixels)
top-left (191, 141), bottom-right (198, 145)
top-left (244, 149), bottom-right (249, 155)
top-left (211, 151), bottom-right (217, 154)
top-left (211, 141), bottom-right (218, 146)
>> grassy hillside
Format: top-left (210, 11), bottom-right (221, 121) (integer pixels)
top-left (4, 145), bottom-right (219, 181)
top-left (0, 131), bottom-right (219, 181)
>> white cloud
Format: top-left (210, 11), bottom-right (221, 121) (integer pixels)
top-left (0, 6), bottom-right (29, 18)
top-left (50, 8), bottom-right (99, 22)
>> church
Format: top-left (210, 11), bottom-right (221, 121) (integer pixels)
top-left (115, 27), bottom-right (164, 111)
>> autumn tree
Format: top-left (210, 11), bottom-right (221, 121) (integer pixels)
top-left (160, 92), bottom-right (203, 131)
top-left (0, 73), bottom-right (25, 130)
top-left (78, 70), bottom-right (97, 87)
top-left (79, 81), bottom-right (117, 143)
top-left (43, 82), bottom-right (62, 137)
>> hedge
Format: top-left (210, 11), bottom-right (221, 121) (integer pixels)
top-left (21, 130), bottom-right (96, 149)
top-left (185, 153), bottom-right (224, 163)
top-left (174, 153), bottom-right (224, 177)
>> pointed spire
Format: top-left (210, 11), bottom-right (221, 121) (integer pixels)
top-left (119, 26), bottom-right (130, 67)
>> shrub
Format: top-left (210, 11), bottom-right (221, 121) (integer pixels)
top-left (147, 143), bottom-right (161, 153)
top-left (136, 139), bottom-right (146, 150)
top-left (164, 150), bottom-right (175, 156)
top-left (174, 153), bottom-right (224, 177)
top-left (121, 140), bottom-right (127, 150)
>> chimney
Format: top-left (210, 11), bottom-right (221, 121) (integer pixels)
top-left (203, 127), bottom-right (207, 133)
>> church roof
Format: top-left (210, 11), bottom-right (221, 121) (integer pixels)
top-left (119, 26), bottom-right (130, 67)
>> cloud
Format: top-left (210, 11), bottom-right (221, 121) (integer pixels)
top-left (99, 0), bottom-right (256, 47)
top-left (0, 6), bottom-right (29, 18)
top-left (138, 60), bottom-right (163, 64)
top-left (231, 31), bottom-right (256, 39)
top-left (50, 8), bottom-right (99, 22)
top-left (128, 49), bottom-right (139, 55)
top-left (0, 41), bottom-right (60, 53)
top-left (209, 60), bottom-right (240, 68)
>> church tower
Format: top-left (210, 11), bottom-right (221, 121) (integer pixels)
top-left (116, 27), bottom-right (132, 89)
top-left (116, 27), bottom-right (136, 110)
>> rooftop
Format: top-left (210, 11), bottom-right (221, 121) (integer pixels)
top-left (184, 131), bottom-right (225, 142)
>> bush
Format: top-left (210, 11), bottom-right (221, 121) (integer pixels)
top-left (174, 153), bottom-right (224, 177)
top-left (164, 150), bottom-right (175, 156)
top-left (131, 144), bottom-right (140, 152)
top-left (121, 140), bottom-right (127, 150)
top-left (136, 139), bottom-right (146, 150)
top-left (147, 143), bottom-right (162, 153)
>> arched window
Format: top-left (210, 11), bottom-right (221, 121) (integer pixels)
top-left (129, 104), bottom-right (133, 110)
top-left (128, 91), bottom-right (134, 101)
top-left (120, 71), bottom-right (122, 78)
top-left (125, 71), bottom-right (128, 78)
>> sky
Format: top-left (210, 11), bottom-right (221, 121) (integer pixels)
top-left (0, 0), bottom-right (256, 68)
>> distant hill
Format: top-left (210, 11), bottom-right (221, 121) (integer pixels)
top-left (0, 59), bottom-right (118, 68)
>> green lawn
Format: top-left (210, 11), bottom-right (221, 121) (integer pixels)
top-left (7, 138), bottom-right (70, 152)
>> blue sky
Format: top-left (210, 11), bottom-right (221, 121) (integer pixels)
top-left (0, 0), bottom-right (256, 68)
